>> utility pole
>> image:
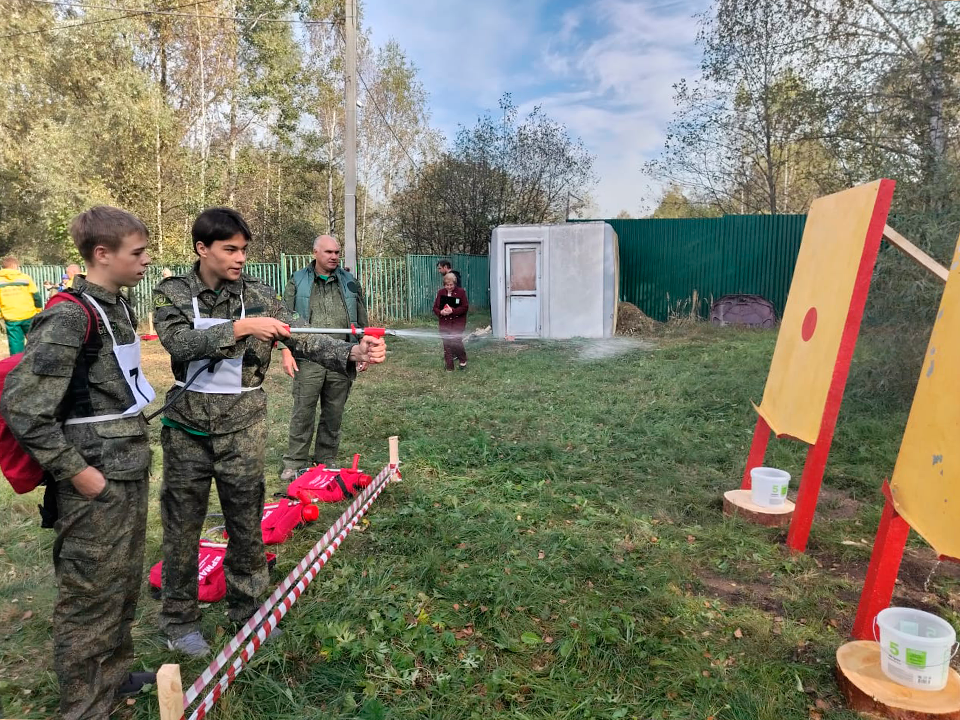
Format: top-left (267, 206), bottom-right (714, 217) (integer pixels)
top-left (565, 191), bottom-right (582, 221)
top-left (344, 0), bottom-right (358, 270)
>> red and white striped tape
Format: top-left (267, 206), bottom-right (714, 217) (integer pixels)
top-left (186, 470), bottom-right (396, 720)
top-left (181, 463), bottom-right (398, 716)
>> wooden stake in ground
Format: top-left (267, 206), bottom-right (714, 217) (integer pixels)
top-left (837, 641), bottom-right (960, 719)
top-left (157, 664), bottom-right (184, 720)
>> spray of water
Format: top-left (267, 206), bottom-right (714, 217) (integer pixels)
top-left (389, 328), bottom-right (444, 341)
top-left (571, 337), bottom-right (656, 360)
top-left (924, 559), bottom-right (942, 593)
top-left (386, 328), bottom-right (655, 360)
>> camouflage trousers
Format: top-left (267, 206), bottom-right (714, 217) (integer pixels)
top-left (158, 420), bottom-right (268, 638)
top-left (281, 359), bottom-right (353, 470)
top-left (53, 475), bottom-right (149, 720)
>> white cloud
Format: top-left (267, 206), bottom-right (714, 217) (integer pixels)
top-left (364, 0), bottom-right (546, 125)
top-left (531, 0), bottom-right (709, 215)
top-left (364, 0), bottom-right (710, 217)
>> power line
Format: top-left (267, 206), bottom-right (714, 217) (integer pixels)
top-left (2, 0), bottom-right (335, 40)
top-left (333, 25), bottom-right (422, 175)
top-left (356, 67), bottom-right (423, 174)
top-left (28, 0), bottom-right (337, 23)
top-left (1, 0), bottom-right (211, 38)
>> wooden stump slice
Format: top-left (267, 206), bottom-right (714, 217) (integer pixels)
top-left (837, 641), bottom-right (960, 719)
top-left (722, 489), bottom-right (795, 527)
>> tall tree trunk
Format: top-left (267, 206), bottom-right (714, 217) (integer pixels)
top-left (326, 108), bottom-right (336, 234)
top-left (360, 177), bottom-right (367, 255)
top-left (227, 0), bottom-right (239, 206)
top-left (196, 2), bottom-right (208, 207)
top-left (264, 153), bottom-right (271, 241)
top-left (155, 92), bottom-right (165, 258)
top-left (926, 1), bottom-right (946, 208)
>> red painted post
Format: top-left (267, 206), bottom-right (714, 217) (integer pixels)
top-left (851, 486), bottom-right (910, 640)
top-left (786, 437), bottom-right (833, 552)
top-left (741, 415), bottom-right (772, 490)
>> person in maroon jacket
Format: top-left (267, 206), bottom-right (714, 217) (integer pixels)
top-left (433, 272), bottom-right (469, 370)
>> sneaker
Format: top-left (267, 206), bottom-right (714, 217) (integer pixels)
top-left (166, 631), bottom-right (212, 658)
top-left (117, 671), bottom-right (157, 697)
top-left (280, 468), bottom-right (297, 482)
top-left (458, 362), bottom-right (467, 370)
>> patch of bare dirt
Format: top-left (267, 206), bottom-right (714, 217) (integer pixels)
top-left (815, 545), bottom-right (960, 617)
top-left (815, 487), bottom-right (862, 521)
top-left (695, 572), bottom-right (785, 614)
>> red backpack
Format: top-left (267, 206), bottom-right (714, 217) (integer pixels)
top-left (220, 497), bottom-right (320, 546)
top-left (0, 292), bottom-right (99, 493)
top-left (149, 542), bottom-right (277, 603)
top-left (285, 455), bottom-right (372, 504)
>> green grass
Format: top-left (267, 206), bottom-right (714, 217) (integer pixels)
top-left (1, 314), bottom-right (958, 719)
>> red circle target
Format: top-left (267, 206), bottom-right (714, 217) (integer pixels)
top-left (801, 307), bottom-right (817, 342)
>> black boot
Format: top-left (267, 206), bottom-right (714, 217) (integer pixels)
top-left (117, 671), bottom-right (157, 697)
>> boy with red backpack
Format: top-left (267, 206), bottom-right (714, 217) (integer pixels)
top-left (0, 206), bottom-right (156, 720)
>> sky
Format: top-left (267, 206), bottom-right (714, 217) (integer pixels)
top-left (363, 0), bottom-right (712, 218)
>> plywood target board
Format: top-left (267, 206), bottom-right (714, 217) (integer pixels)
top-left (889, 236), bottom-right (960, 560)
top-left (755, 180), bottom-right (894, 444)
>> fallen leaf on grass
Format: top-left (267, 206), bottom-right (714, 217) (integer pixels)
top-left (687, 535), bottom-right (696, 543)
top-left (21, 611), bottom-right (33, 621)
top-left (520, 632), bottom-right (541, 645)
top-left (453, 604), bottom-right (460, 610)
top-left (537, 550), bottom-right (545, 560)
top-left (733, 628), bottom-right (743, 639)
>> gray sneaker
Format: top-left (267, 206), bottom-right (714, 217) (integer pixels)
top-left (166, 631), bottom-right (212, 658)
top-left (279, 468), bottom-right (297, 482)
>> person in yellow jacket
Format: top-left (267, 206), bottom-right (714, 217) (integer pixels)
top-left (0, 257), bottom-right (43, 354)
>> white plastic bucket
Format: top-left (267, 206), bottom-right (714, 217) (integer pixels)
top-left (875, 607), bottom-right (958, 691)
top-left (750, 467), bottom-right (791, 507)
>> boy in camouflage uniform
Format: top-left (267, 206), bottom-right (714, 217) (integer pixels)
top-left (1, 206), bottom-right (156, 720)
top-left (153, 207), bottom-right (385, 656)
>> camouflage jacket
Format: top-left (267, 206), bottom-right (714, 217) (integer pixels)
top-left (153, 263), bottom-right (355, 435)
top-left (0, 278), bottom-right (151, 482)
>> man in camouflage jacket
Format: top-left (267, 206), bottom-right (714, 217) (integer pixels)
top-left (153, 207), bottom-right (385, 656)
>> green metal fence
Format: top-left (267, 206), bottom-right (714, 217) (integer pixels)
top-left (593, 215), bottom-right (808, 322)
top-left (405, 254), bottom-right (490, 317)
top-left (21, 253), bottom-right (489, 325)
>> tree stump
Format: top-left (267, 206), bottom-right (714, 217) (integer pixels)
top-left (722, 489), bottom-right (794, 527)
top-left (837, 641), bottom-right (960, 719)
